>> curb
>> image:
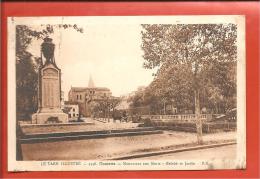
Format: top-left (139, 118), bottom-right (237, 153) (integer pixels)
top-left (20, 130), bottom-right (163, 144)
top-left (20, 122), bottom-right (95, 127)
top-left (109, 141), bottom-right (236, 160)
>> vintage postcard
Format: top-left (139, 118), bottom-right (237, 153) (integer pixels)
top-left (7, 15), bottom-right (245, 171)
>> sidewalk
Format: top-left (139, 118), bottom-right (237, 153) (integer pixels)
top-left (105, 131), bottom-right (236, 160)
top-left (110, 141), bottom-right (236, 160)
top-left (21, 131), bottom-right (236, 160)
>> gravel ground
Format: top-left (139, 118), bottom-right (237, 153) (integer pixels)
top-left (21, 131), bottom-right (236, 160)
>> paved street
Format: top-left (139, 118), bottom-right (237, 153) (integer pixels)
top-left (21, 131), bottom-right (236, 160)
top-left (135, 144), bottom-right (236, 160)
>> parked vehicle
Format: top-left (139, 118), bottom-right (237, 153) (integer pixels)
top-left (214, 108), bottom-right (237, 122)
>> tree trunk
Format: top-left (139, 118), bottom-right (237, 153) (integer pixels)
top-left (163, 101), bottom-right (166, 115)
top-left (195, 90), bottom-right (203, 145)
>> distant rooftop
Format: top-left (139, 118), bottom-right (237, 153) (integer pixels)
top-left (70, 87), bottom-right (110, 91)
top-left (69, 75), bottom-right (111, 92)
top-left (64, 101), bottom-right (79, 105)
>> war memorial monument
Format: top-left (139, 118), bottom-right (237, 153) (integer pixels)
top-left (32, 37), bottom-right (68, 124)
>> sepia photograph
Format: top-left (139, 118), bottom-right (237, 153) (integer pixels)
top-left (7, 16), bottom-right (246, 171)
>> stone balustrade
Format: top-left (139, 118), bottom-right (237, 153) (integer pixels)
top-left (141, 114), bottom-right (212, 123)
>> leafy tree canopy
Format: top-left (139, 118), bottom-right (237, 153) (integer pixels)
top-left (139, 24), bottom-right (237, 114)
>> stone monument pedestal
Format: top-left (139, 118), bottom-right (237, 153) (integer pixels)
top-left (32, 111), bottom-right (68, 124)
top-left (31, 37), bottom-right (68, 124)
top-left (31, 62), bottom-right (69, 124)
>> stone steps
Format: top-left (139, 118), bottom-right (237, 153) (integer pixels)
top-left (19, 127), bottom-right (161, 144)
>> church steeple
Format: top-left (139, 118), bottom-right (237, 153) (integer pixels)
top-left (88, 74), bottom-right (95, 88)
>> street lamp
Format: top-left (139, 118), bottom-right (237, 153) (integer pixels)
top-left (191, 61), bottom-right (203, 145)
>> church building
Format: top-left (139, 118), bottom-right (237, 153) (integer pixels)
top-left (68, 76), bottom-right (112, 117)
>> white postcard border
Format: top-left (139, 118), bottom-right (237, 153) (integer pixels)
top-left (7, 15), bottom-right (246, 171)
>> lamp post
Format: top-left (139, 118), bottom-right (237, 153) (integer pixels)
top-left (105, 96), bottom-right (110, 123)
top-left (192, 61), bottom-right (203, 145)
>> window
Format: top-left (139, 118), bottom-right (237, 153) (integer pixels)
top-left (76, 95), bottom-right (78, 100)
top-left (68, 114), bottom-right (71, 118)
top-left (73, 114), bottom-right (75, 117)
top-left (80, 95), bottom-right (82, 100)
top-left (73, 108), bottom-right (75, 112)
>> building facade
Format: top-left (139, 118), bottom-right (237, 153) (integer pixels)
top-left (63, 101), bottom-right (79, 120)
top-left (68, 77), bottom-right (112, 117)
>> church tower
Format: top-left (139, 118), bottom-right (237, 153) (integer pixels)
top-left (88, 74), bottom-right (95, 88)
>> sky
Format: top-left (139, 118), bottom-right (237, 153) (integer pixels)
top-left (28, 24), bottom-right (156, 100)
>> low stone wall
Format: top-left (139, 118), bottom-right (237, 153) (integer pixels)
top-left (19, 122), bottom-right (95, 135)
top-left (94, 118), bottom-right (113, 123)
top-left (202, 122), bottom-right (236, 133)
top-left (149, 121), bottom-right (236, 133)
top-left (19, 127), bottom-right (162, 144)
top-left (20, 122), bottom-right (95, 128)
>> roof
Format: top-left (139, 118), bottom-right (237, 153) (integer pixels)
top-left (70, 87), bottom-right (88, 92)
top-left (89, 87), bottom-right (110, 91)
top-left (64, 101), bottom-right (79, 105)
top-left (70, 87), bottom-right (110, 92)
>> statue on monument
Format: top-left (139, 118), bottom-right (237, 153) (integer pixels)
top-left (41, 37), bottom-right (56, 64)
top-left (32, 37), bottom-right (68, 124)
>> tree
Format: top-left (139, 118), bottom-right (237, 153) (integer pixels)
top-left (148, 63), bottom-right (195, 113)
top-left (141, 24), bottom-right (237, 144)
top-left (91, 97), bottom-right (121, 119)
top-left (16, 24), bottom-right (83, 120)
top-left (109, 97), bottom-right (121, 112)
